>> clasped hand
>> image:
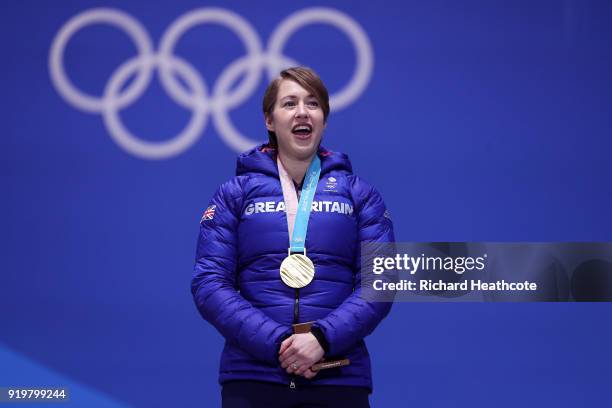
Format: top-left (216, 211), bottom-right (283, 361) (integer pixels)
top-left (279, 333), bottom-right (324, 379)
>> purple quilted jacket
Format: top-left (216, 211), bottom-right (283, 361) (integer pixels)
top-left (191, 145), bottom-right (394, 390)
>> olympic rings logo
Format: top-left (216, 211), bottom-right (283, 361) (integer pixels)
top-left (49, 7), bottom-right (374, 160)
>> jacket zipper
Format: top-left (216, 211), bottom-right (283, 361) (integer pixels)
top-left (290, 288), bottom-right (299, 389)
top-left (294, 289), bottom-right (299, 323)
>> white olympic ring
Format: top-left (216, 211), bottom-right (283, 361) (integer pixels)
top-left (49, 7), bottom-right (374, 160)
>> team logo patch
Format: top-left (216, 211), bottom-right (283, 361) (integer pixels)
top-left (201, 205), bottom-right (216, 222)
top-left (324, 176), bottom-right (338, 192)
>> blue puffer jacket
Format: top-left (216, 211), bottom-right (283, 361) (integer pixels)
top-left (191, 145), bottom-right (394, 390)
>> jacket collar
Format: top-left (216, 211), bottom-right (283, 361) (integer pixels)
top-left (236, 144), bottom-right (353, 178)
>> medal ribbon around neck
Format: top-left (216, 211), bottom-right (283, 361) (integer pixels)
top-left (277, 155), bottom-right (321, 288)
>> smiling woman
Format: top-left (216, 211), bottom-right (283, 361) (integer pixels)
top-left (262, 68), bottom-right (329, 159)
top-left (191, 67), bottom-right (395, 408)
top-left (265, 79), bottom-right (325, 161)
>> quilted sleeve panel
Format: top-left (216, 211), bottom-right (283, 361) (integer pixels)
top-left (313, 175), bottom-right (396, 356)
top-left (191, 177), bottom-right (292, 365)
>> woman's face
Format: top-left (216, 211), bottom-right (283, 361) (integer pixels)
top-left (265, 79), bottom-right (325, 161)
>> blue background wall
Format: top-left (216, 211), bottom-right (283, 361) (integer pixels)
top-left (1, 0), bottom-right (611, 406)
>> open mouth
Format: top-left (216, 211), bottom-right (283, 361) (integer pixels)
top-left (292, 124), bottom-right (312, 138)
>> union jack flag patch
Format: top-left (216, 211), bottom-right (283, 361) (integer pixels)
top-left (201, 205), bottom-right (216, 222)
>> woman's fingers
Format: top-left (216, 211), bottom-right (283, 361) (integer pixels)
top-left (294, 363), bottom-right (308, 376)
top-left (285, 360), bottom-right (298, 374)
top-left (302, 368), bottom-right (318, 379)
top-left (280, 348), bottom-right (298, 368)
top-left (279, 336), bottom-right (294, 355)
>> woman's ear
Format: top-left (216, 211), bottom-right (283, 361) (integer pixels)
top-left (265, 114), bottom-right (274, 132)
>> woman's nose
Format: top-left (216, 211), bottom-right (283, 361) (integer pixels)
top-left (295, 102), bottom-right (308, 118)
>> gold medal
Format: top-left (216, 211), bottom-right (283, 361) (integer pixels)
top-left (280, 253), bottom-right (315, 288)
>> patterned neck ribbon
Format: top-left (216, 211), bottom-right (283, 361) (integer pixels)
top-left (277, 155), bottom-right (321, 253)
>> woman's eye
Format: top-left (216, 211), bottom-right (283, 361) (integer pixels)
top-left (283, 101), bottom-right (296, 107)
top-left (307, 101), bottom-right (319, 108)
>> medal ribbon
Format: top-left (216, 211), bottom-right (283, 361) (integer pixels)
top-left (277, 155), bottom-right (321, 253)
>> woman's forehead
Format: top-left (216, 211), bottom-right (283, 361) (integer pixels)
top-left (277, 79), bottom-right (313, 98)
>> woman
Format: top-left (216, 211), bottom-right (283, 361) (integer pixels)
top-left (192, 67), bottom-right (394, 407)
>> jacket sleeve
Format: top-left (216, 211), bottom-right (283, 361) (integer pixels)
top-left (313, 176), bottom-right (396, 356)
top-left (191, 178), bottom-right (292, 365)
